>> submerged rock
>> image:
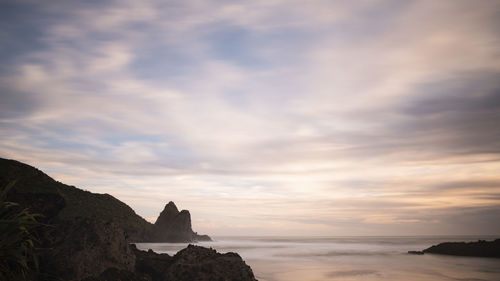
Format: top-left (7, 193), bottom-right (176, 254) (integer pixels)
top-left (407, 250), bottom-right (424, 255)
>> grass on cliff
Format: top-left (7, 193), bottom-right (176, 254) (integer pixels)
top-left (0, 181), bottom-right (42, 280)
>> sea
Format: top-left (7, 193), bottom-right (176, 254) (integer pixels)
top-left (135, 236), bottom-right (500, 281)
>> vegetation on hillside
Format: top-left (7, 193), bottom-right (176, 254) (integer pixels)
top-left (0, 181), bottom-right (42, 280)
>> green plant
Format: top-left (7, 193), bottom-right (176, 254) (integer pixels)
top-left (0, 181), bottom-right (42, 280)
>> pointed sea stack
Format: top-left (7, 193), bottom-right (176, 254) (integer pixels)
top-left (153, 201), bottom-right (211, 242)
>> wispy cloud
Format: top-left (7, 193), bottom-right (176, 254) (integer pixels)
top-left (1, 0), bottom-right (499, 235)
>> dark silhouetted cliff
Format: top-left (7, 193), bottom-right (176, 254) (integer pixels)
top-left (0, 158), bottom-right (210, 243)
top-left (0, 158), bottom-right (250, 281)
top-left (0, 158), bottom-right (152, 241)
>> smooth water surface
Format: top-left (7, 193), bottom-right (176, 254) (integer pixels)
top-left (135, 236), bottom-right (500, 281)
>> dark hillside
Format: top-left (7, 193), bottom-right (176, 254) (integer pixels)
top-left (0, 158), bottom-right (152, 241)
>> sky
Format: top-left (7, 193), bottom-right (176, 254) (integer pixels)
top-left (1, 0), bottom-right (500, 236)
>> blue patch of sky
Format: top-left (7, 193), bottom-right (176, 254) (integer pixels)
top-left (0, 2), bottom-right (49, 71)
top-left (100, 134), bottom-right (165, 146)
top-left (0, 0), bottom-right (121, 73)
top-left (27, 128), bottom-right (200, 166)
top-left (255, 28), bottom-right (317, 69)
top-left (100, 134), bottom-right (200, 167)
top-left (204, 25), bottom-right (314, 68)
top-left (129, 21), bottom-right (316, 82)
top-left (0, 88), bottom-right (43, 119)
top-left (33, 135), bottom-right (97, 152)
top-left (206, 26), bottom-right (263, 67)
top-left (11, 123), bottom-right (100, 152)
top-left (129, 42), bottom-right (197, 81)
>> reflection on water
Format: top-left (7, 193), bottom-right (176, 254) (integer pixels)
top-left (135, 236), bottom-right (500, 281)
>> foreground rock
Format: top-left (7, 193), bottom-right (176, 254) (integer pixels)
top-left (134, 244), bottom-right (257, 281)
top-left (421, 239), bottom-right (500, 258)
top-left (81, 244), bottom-right (257, 281)
top-left (40, 217), bottom-right (136, 280)
top-left (42, 221), bottom-right (251, 281)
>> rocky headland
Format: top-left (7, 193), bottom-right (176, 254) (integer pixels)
top-left (0, 158), bottom-right (256, 281)
top-left (0, 158), bottom-right (210, 243)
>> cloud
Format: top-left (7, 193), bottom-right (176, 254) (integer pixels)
top-left (1, 0), bottom-right (500, 235)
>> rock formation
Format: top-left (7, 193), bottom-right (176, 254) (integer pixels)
top-left (0, 158), bottom-right (252, 281)
top-left (81, 244), bottom-right (258, 281)
top-left (422, 239), bottom-right (500, 258)
top-left (133, 244), bottom-right (256, 281)
top-left (153, 201), bottom-right (211, 242)
top-left (0, 158), bottom-right (210, 243)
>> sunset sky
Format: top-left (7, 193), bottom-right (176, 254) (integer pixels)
top-left (1, 0), bottom-right (500, 236)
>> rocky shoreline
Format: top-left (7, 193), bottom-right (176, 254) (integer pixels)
top-left (408, 239), bottom-right (500, 258)
top-left (0, 158), bottom-right (257, 281)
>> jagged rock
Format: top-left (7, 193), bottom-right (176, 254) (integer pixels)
top-left (423, 239), bottom-right (500, 258)
top-left (133, 245), bottom-right (173, 280)
top-left (165, 244), bottom-right (257, 281)
top-left (155, 202), bottom-right (181, 227)
top-left (154, 202), bottom-right (191, 241)
top-left (153, 201), bottom-right (211, 242)
top-left (133, 244), bottom-right (257, 281)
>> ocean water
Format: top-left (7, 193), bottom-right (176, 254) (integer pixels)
top-left (135, 236), bottom-right (500, 281)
